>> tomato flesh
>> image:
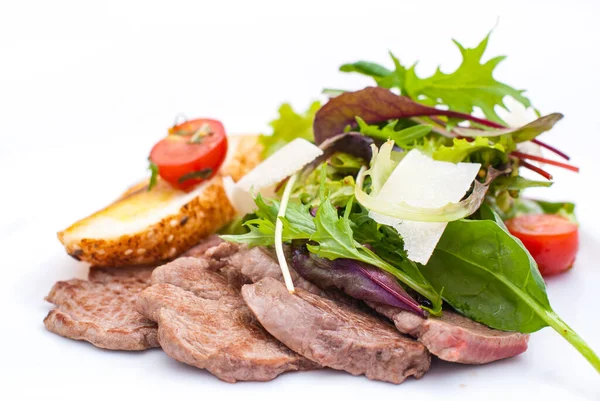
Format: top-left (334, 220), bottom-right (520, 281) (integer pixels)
top-left (150, 118), bottom-right (228, 190)
top-left (505, 214), bottom-right (579, 277)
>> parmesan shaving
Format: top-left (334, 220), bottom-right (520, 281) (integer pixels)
top-left (225, 138), bottom-right (323, 214)
top-left (359, 149), bottom-right (481, 264)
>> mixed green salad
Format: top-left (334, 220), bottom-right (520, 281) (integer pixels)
top-left (223, 33), bottom-right (599, 372)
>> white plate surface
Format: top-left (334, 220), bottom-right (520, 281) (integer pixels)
top-left (1, 1), bottom-right (599, 400)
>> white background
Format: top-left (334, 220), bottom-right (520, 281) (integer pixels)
top-left (1, 1), bottom-right (599, 400)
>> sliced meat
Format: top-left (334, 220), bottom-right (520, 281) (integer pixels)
top-left (88, 265), bottom-right (154, 283)
top-left (183, 234), bottom-right (224, 258)
top-left (137, 257), bottom-right (318, 383)
top-left (204, 241), bottom-right (328, 296)
top-left (242, 277), bottom-right (430, 384)
top-left (372, 304), bottom-right (529, 364)
top-left (44, 266), bottom-right (158, 350)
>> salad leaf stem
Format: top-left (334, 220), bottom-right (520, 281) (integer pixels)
top-left (512, 151), bottom-right (579, 172)
top-left (274, 172), bottom-right (300, 293)
top-left (543, 311), bottom-right (600, 373)
top-left (531, 139), bottom-right (570, 160)
top-left (518, 159), bottom-right (553, 180)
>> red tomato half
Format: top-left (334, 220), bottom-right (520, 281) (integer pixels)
top-left (505, 214), bottom-right (579, 277)
top-left (150, 118), bottom-right (228, 190)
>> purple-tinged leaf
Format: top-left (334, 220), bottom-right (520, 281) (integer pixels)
top-left (291, 244), bottom-right (426, 316)
top-left (313, 86), bottom-right (503, 144)
top-left (302, 132), bottom-right (373, 177)
top-left (319, 131), bottom-right (374, 161)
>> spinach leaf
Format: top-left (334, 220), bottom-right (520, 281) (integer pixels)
top-left (422, 207), bottom-right (599, 371)
top-left (423, 218), bottom-right (549, 332)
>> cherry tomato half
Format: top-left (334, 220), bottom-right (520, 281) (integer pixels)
top-left (150, 118), bottom-right (228, 190)
top-left (505, 214), bottom-right (579, 277)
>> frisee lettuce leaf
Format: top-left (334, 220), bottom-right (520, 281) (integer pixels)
top-left (355, 117), bottom-right (432, 148)
top-left (432, 137), bottom-right (506, 163)
top-left (259, 101), bottom-right (321, 158)
top-left (340, 31), bottom-right (532, 125)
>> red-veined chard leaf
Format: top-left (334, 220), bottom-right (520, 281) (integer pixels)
top-left (313, 87), bottom-right (503, 144)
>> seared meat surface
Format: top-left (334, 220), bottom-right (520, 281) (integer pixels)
top-left (242, 277), bottom-right (430, 384)
top-left (45, 265), bottom-right (159, 350)
top-left (137, 257), bottom-right (318, 383)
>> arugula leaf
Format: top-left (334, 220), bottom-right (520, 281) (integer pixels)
top-left (432, 137), bottom-right (506, 163)
top-left (422, 209), bottom-right (600, 371)
top-left (355, 117), bottom-right (432, 148)
top-left (404, 32), bottom-right (531, 124)
top-left (259, 101), bottom-right (321, 158)
top-left (338, 32), bottom-right (533, 125)
top-left (217, 215), bottom-right (247, 235)
top-left (220, 195), bottom-right (315, 245)
top-left (221, 218), bottom-right (277, 246)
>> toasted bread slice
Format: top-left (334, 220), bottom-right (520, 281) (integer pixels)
top-left (58, 135), bottom-right (262, 267)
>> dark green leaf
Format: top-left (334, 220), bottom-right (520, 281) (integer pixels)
top-left (392, 124), bottom-right (432, 145)
top-left (423, 217), bottom-right (551, 332)
top-left (178, 168), bottom-right (213, 184)
top-left (340, 61), bottom-right (392, 78)
top-left (340, 52), bottom-right (407, 92)
top-left (147, 160), bottom-right (159, 191)
top-left (446, 205), bottom-right (600, 371)
top-left (493, 176), bottom-right (553, 191)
